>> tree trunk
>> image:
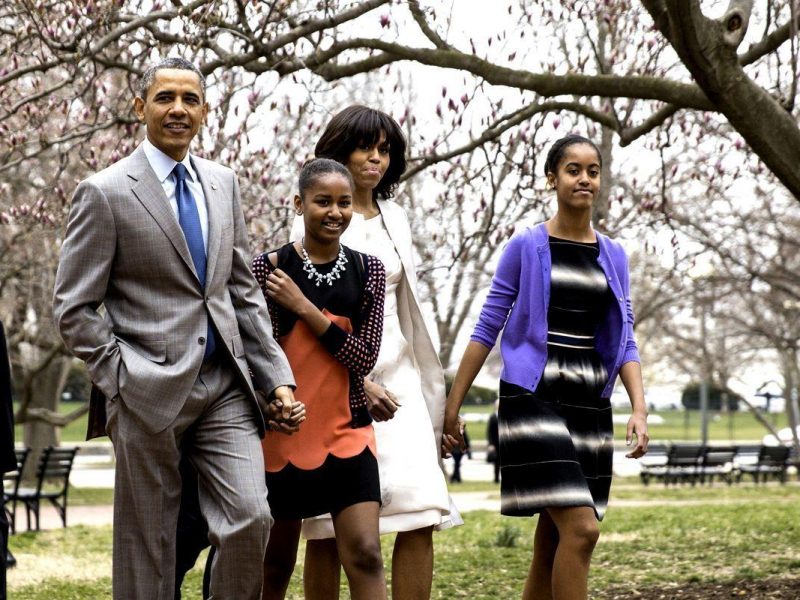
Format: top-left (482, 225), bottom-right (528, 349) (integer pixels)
top-left (594, 126), bottom-right (614, 229)
top-left (20, 354), bottom-right (71, 481)
top-left (783, 349), bottom-right (800, 454)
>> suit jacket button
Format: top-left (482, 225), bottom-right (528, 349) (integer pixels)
top-left (198, 337), bottom-right (206, 345)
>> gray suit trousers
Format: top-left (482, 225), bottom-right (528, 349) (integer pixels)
top-left (106, 357), bottom-right (271, 600)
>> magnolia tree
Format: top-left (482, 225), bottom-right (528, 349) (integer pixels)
top-left (2, 0), bottom-right (800, 450)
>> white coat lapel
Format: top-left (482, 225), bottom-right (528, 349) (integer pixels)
top-left (377, 200), bottom-right (421, 304)
top-left (127, 148), bottom-right (198, 279)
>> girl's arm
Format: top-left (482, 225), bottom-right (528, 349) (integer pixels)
top-left (266, 267), bottom-right (332, 335)
top-left (619, 361), bottom-right (648, 458)
top-left (617, 248), bottom-right (647, 457)
top-left (442, 341), bottom-right (492, 455)
top-left (322, 255), bottom-right (386, 377)
top-left (442, 234), bottom-right (525, 454)
top-left (259, 252), bottom-right (386, 378)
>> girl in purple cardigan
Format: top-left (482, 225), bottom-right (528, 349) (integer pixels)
top-left (444, 135), bottom-right (649, 600)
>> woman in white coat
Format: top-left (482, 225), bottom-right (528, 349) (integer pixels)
top-left (294, 105), bottom-right (460, 600)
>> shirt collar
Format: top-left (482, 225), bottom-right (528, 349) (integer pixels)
top-left (142, 137), bottom-right (197, 184)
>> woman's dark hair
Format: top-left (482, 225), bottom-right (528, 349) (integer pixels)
top-left (314, 105), bottom-right (407, 200)
top-left (543, 135), bottom-right (602, 176)
top-left (298, 158), bottom-right (354, 198)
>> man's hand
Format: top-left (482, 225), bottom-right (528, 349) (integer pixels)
top-left (364, 378), bottom-right (400, 422)
top-left (257, 387), bottom-right (306, 434)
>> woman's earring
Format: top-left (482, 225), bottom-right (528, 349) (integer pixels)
top-left (295, 209), bottom-right (302, 216)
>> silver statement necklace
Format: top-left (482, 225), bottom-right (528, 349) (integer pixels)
top-left (300, 238), bottom-right (348, 287)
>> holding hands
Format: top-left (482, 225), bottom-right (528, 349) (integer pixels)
top-left (257, 386), bottom-right (306, 434)
top-left (441, 411), bottom-right (465, 458)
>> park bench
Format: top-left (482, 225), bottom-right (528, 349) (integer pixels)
top-left (736, 445), bottom-right (791, 484)
top-left (5, 446), bottom-right (79, 531)
top-left (2, 447), bottom-right (30, 534)
top-left (639, 443), bottom-right (669, 485)
top-left (788, 446), bottom-right (800, 480)
top-left (697, 445), bottom-right (737, 485)
top-left (663, 444), bottom-right (704, 485)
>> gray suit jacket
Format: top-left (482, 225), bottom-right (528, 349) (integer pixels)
top-left (54, 144), bottom-right (294, 435)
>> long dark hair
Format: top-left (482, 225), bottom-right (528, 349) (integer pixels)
top-left (315, 105), bottom-right (407, 200)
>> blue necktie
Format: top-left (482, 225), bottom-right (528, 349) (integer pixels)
top-left (173, 163), bottom-right (216, 358)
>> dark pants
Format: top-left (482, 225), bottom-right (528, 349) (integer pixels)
top-left (450, 451), bottom-right (464, 483)
top-left (174, 452), bottom-right (211, 600)
top-left (1, 478), bottom-right (8, 600)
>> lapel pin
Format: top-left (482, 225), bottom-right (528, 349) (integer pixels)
top-left (211, 182), bottom-right (218, 190)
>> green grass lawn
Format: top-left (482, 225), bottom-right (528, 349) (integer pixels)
top-left (69, 487), bottom-right (114, 506)
top-left (7, 483), bottom-right (800, 599)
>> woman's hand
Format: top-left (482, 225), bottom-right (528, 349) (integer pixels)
top-left (625, 411), bottom-right (649, 458)
top-left (441, 412), bottom-right (465, 458)
top-left (364, 378), bottom-right (400, 421)
top-left (265, 268), bottom-right (309, 312)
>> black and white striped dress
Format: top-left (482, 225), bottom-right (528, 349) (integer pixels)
top-left (499, 235), bottom-right (613, 520)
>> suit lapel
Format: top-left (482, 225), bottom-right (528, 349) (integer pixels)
top-left (127, 147), bottom-right (199, 279)
top-left (195, 160), bottom-right (223, 287)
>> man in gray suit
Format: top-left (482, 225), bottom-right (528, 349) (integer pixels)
top-left (53, 57), bottom-right (298, 599)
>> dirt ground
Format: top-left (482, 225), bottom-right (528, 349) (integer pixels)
top-left (598, 578), bottom-right (800, 599)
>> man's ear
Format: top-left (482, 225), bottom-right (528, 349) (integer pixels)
top-left (133, 96), bottom-right (145, 122)
top-left (201, 101), bottom-right (209, 124)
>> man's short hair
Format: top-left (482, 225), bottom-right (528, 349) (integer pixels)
top-left (137, 57), bottom-right (206, 100)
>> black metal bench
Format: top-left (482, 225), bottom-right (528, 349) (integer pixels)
top-left (639, 443), bottom-right (669, 485)
top-left (5, 446), bottom-right (79, 531)
top-left (663, 444), bottom-right (704, 485)
top-left (736, 445), bottom-right (790, 484)
top-left (2, 448), bottom-right (30, 534)
top-left (698, 445), bottom-right (737, 485)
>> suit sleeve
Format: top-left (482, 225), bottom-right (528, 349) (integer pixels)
top-left (53, 180), bottom-right (121, 401)
top-left (227, 173), bottom-right (295, 393)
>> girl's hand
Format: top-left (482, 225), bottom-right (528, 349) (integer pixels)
top-left (265, 268), bottom-right (308, 312)
top-left (625, 412), bottom-right (649, 458)
top-left (257, 391), bottom-right (306, 434)
top-left (441, 412), bottom-right (465, 458)
top-left (364, 378), bottom-right (400, 421)
top-left (266, 398), bottom-right (306, 434)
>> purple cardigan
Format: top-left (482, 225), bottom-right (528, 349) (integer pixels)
top-left (471, 223), bottom-right (640, 399)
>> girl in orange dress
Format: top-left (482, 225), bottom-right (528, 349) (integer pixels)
top-left (250, 158), bottom-right (387, 600)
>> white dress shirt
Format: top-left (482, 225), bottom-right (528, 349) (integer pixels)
top-left (142, 137), bottom-right (209, 251)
